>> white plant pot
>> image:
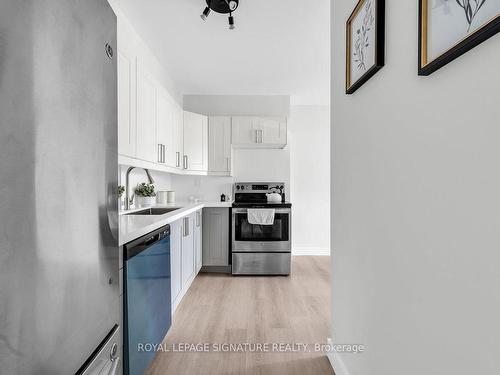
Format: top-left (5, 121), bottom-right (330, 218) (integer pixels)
top-left (136, 196), bottom-right (156, 208)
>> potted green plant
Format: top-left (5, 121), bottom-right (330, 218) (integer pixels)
top-left (135, 183), bottom-right (156, 207)
top-left (118, 185), bottom-right (125, 210)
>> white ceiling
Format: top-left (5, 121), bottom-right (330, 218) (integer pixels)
top-left (114, 0), bottom-right (330, 105)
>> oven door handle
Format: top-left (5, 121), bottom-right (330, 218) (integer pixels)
top-left (233, 208), bottom-right (291, 214)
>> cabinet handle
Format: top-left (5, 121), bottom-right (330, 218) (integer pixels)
top-left (176, 152), bottom-right (180, 167)
top-left (158, 144), bottom-right (162, 163)
top-left (226, 157), bottom-right (229, 172)
top-left (196, 211), bottom-right (200, 227)
top-left (183, 155), bottom-right (188, 170)
top-left (183, 217), bottom-right (190, 236)
top-left (162, 145), bottom-right (166, 163)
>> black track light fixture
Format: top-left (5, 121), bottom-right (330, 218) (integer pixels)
top-left (200, 7), bottom-right (211, 21)
top-left (200, 0), bottom-right (239, 29)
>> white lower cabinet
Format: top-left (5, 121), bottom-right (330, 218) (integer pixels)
top-left (181, 214), bottom-right (195, 288)
top-left (171, 211), bottom-right (203, 313)
top-left (170, 220), bottom-right (183, 310)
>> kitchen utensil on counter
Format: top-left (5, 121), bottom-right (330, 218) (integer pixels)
top-left (266, 192), bottom-right (282, 203)
top-left (167, 191), bottom-right (176, 203)
top-left (221, 194), bottom-right (226, 202)
top-left (157, 191), bottom-right (168, 204)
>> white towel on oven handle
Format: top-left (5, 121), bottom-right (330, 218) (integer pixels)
top-left (247, 209), bottom-right (275, 225)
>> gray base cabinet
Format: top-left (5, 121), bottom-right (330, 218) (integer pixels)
top-left (202, 208), bottom-right (230, 268)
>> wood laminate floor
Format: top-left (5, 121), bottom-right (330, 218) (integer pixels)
top-left (147, 256), bottom-right (333, 375)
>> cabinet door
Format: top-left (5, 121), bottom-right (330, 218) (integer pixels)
top-left (208, 116), bottom-right (232, 174)
top-left (156, 86), bottom-right (174, 166)
top-left (202, 208), bottom-right (229, 266)
top-left (261, 116), bottom-right (287, 145)
top-left (136, 63), bottom-right (157, 162)
top-left (117, 50), bottom-right (136, 157)
top-left (181, 215), bottom-right (195, 286)
top-left (183, 111), bottom-right (208, 172)
top-left (170, 219), bottom-right (183, 304)
top-left (173, 104), bottom-right (184, 169)
top-left (231, 116), bottom-right (260, 145)
top-left (194, 210), bottom-right (203, 273)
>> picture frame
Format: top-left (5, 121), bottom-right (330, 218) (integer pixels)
top-left (346, 0), bottom-right (385, 94)
top-left (419, 0), bottom-right (500, 76)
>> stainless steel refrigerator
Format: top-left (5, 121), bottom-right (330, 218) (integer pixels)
top-left (0, 0), bottom-right (120, 374)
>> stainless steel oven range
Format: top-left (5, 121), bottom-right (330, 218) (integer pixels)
top-left (232, 182), bottom-right (292, 275)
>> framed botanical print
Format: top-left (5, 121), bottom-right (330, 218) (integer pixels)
top-left (419, 0), bottom-right (500, 76)
top-left (346, 0), bottom-right (385, 94)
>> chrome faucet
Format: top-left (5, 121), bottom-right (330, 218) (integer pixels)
top-left (125, 167), bottom-right (155, 210)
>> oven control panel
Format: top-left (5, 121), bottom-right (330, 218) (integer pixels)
top-left (234, 183), bottom-right (285, 193)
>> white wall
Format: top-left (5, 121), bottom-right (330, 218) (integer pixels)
top-left (169, 175), bottom-right (233, 202)
top-left (233, 148), bottom-right (291, 195)
top-left (331, 1), bottom-right (500, 375)
top-left (289, 106), bottom-right (330, 255)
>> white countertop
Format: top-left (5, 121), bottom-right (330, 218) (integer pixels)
top-left (119, 201), bottom-right (232, 246)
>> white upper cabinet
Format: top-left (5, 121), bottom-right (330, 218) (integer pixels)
top-left (260, 116), bottom-right (287, 146)
top-left (135, 62), bottom-right (157, 163)
top-left (173, 104), bottom-right (184, 169)
top-left (156, 86), bottom-right (174, 166)
top-left (117, 50), bottom-right (136, 158)
top-left (183, 111), bottom-right (208, 172)
top-left (231, 117), bottom-right (261, 145)
top-left (232, 116), bottom-right (287, 148)
top-left (208, 116), bottom-right (232, 176)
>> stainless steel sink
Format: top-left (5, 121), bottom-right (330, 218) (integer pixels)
top-left (124, 207), bottom-right (182, 216)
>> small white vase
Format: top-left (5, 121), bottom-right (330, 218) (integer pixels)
top-left (136, 196), bottom-right (156, 207)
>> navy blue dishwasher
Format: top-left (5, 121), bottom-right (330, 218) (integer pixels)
top-left (124, 225), bottom-right (171, 375)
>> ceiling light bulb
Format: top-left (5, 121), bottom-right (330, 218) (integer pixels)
top-left (227, 0), bottom-right (238, 11)
top-left (228, 15), bottom-right (235, 30)
top-left (200, 7), bottom-right (211, 21)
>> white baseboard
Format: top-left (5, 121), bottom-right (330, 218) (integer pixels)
top-left (292, 247), bottom-right (331, 256)
top-left (326, 338), bottom-right (350, 375)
